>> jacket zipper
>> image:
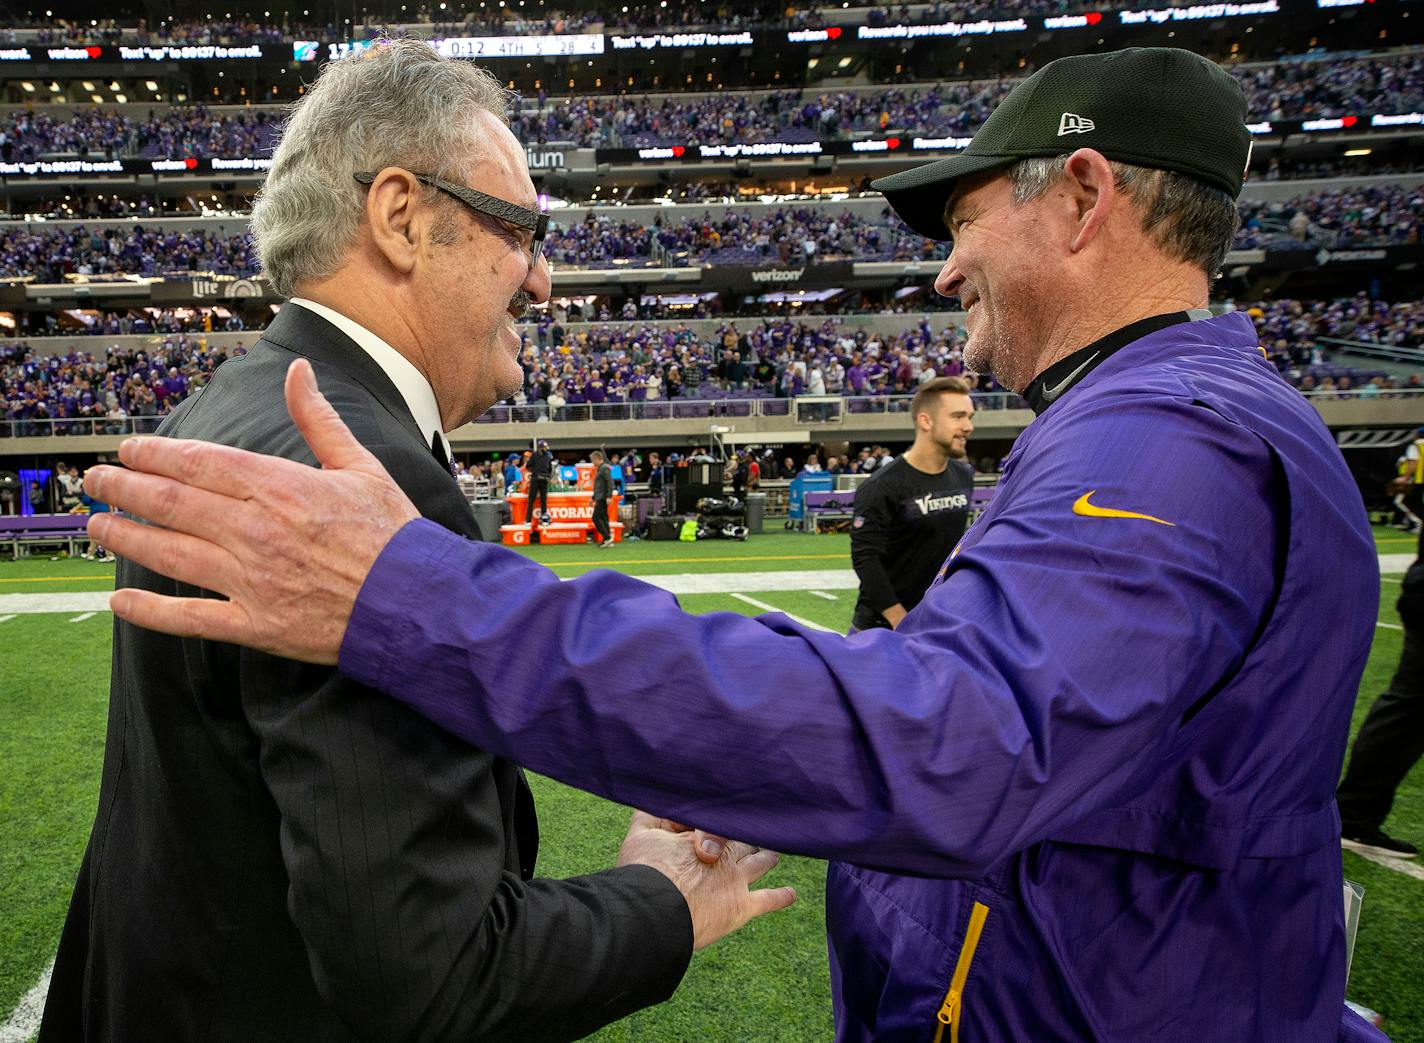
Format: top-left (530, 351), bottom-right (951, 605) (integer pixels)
top-left (932, 901), bottom-right (990, 1043)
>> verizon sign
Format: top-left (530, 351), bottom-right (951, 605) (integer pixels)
top-left (749, 268), bottom-right (805, 284)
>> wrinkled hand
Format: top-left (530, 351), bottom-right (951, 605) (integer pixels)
top-left (617, 811), bottom-right (796, 951)
top-left (83, 359), bottom-right (418, 663)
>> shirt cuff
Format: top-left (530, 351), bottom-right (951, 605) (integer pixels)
top-left (339, 517), bottom-right (470, 692)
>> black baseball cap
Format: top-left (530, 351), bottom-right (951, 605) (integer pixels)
top-left (872, 47), bottom-right (1252, 240)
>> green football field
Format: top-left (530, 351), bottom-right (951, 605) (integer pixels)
top-left (2, 527), bottom-right (1422, 1040)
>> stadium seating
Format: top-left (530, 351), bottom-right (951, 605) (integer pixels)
top-left (7, 298), bottom-right (1423, 437)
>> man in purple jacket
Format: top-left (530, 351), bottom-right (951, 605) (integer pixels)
top-left (86, 48), bottom-right (1385, 1041)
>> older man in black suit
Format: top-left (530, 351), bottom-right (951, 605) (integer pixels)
top-left (41, 39), bottom-right (790, 1042)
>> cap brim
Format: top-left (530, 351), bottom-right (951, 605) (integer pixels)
top-left (871, 153), bottom-right (1017, 241)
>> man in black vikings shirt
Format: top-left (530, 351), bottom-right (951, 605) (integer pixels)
top-left (850, 376), bottom-right (975, 632)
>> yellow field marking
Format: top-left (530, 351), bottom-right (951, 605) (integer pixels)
top-left (0, 575), bottom-right (114, 584)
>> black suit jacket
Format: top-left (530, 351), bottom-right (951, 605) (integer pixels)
top-left (41, 305), bottom-right (692, 1042)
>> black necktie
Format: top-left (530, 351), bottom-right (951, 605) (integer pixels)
top-left (430, 431), bottom-right (456, 478)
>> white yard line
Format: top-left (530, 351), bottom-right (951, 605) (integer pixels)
top-left (639, 569), bottom-right (858, 596)
top-left (0, 592), bottom-right (110, 616)
top-left (1378, 622), bottom-right (1403, 631)
top-left (730, 592), bottom-right (836, 632)
top-left (1345, 847), bottom-right (1424, 883)
top-left (0, 958), bottom-right (52, 1043)
top-left (0, 573), bottom-right (860, 614)
top-left (0, 614), bottom-right (14, 624)
top-left (68, 612), bottom-right (95, 623)
top-left (808, 590), bottom-right (839, 601)
top-left (1379, 553), bottom-right (1414, 575)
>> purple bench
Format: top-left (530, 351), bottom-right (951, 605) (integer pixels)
top-left (0, 513), bottom-right (91, 559)
top-left (803, 490), bottom-right (856, 512)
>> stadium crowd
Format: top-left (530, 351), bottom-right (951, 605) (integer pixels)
top-left (517, 317), bottom-right (994, 406)
top-left (0, 225), bottom-right (255, 282)
top-left (0, 107), bottom-right (278, 162)
top-left (1254, 295), bottom-right (1424, 359)
top-left (0, 0), bottom-right (1274, 44)
top-left (1237, 183), bottom-right (1423, 250)
top-left (0, 180), bottom-right (1415, 285)
top-left (1, 335), bottom-right (239, 435)
top-left (8, 297), bottom-right (1421, 435)
top-left (0, 50), bottom-right (1416, 160)
top-left (546, 207), bottom-right (945, 267)
top-left (515, 53), bottom-right (1424, 146)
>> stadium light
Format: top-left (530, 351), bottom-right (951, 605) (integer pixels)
top-left (1345, 148), bottom-right (1373, 156)
top-left (20, 81), bottom-right (33, 92)
top-left (115, 94), bottom-right (127, 103)
top-left (82, 81), bottom-right (94, 91)
top-left (145, 80), bottom-right (158, 90)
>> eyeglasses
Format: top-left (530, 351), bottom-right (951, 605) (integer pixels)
top-left (353, 169), bottom-right (548, 267)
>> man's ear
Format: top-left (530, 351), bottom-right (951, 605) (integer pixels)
top-left (363, 167), bottom-right (424, 276)
top-left (1061, 148), bottom-right (1118, 255)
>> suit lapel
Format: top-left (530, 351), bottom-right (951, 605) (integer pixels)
top-left (256, 303), bottom-right (429, 449)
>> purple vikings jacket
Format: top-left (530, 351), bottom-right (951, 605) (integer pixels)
top-left (340, 313), bottom-right (1387, 1042)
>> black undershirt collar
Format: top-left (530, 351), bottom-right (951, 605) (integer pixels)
top-left (1021, 310), bottom-right (1210, 416)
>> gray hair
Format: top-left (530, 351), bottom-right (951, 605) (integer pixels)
top-left (250, 38), bottom-right (511, 298)
top-left (1005, 155), bottom-right (1240, 279)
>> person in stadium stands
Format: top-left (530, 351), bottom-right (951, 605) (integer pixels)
top-left (529, 437), bottom-right (554, 523)
top-left (849, 376), bottom-right (975, 633)
top-left (590, 448), bottom-right (614, 548)
top-left (83, 48), bottom-right (1387, 1042)
top-left (1336, 457), bottom-right (1424, 858)
top-left (42, 40), bottom-right (790, 1043)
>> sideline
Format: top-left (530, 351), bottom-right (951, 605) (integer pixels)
top-left (1345, 848), bottom-right (1424, 883)
top-left (0, 958), bottom-right (52, 1043)
top-left (0, 570), bottom-right (864, 617)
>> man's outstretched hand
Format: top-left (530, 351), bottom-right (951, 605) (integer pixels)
top-left (84, 359), bottom-right (418, 663)
top-left (618, 812), bottom-right (796, 951)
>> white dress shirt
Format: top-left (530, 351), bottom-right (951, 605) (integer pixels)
top-left (288, 297), bottom-right (452, 464)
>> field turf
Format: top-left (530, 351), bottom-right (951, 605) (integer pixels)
top-left (1, 527), bottom-right (1421, 1040)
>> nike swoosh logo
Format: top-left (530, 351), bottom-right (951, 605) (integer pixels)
top-left (1072, 491), bottom-right (1175, 526)
top-left (1040, 352), bottom-right (1100, 403)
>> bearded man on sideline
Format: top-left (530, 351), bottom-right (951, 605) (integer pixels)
top-left (849, 376), bottom-right (975, 633)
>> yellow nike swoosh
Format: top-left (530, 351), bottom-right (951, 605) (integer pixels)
top-left (1072, 491), bottom-right (1175, 526)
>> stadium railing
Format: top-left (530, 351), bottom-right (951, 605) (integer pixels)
top-left (1318, 337), bottom-right (1424, 368)
top-left (473, 391), bottom-right (1025, 425)
top-left (0, 393), bottom-right (1027, 438)
top-left (8, 389), bottom-right (1424, 440)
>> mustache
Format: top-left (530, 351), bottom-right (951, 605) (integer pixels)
top-left (508, 290), bottom-right (532, 318)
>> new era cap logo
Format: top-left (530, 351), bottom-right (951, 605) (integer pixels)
top-left (1057, 112), bottom-right (1095, 135)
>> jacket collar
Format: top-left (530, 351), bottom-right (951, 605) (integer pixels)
top-left (256, 300), bottom-right (428, 448)
top-left (1021, 309), bottom-right (1212, 415)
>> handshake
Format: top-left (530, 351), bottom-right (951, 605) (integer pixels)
top-left (616, 811), bottom-right (797, 950)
